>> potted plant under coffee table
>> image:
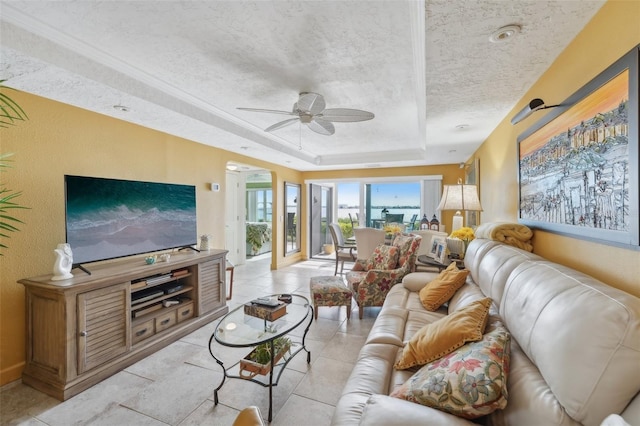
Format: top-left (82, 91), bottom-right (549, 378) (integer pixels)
top-left (208, 294), bottom-right (312, 422)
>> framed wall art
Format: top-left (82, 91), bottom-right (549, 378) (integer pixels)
top-left (517, 45), bottom-right (639, 249)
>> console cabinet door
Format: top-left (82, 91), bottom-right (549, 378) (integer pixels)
top-left (77, 283), bottom-right (130, 373)
top-left (198, 258), bottom-right (225, 314)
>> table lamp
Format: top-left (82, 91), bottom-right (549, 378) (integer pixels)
top-left (436, 179), bottom-right (483, 232)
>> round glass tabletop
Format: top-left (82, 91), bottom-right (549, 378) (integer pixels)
top-left (214, 294), bottom-right (311, 347)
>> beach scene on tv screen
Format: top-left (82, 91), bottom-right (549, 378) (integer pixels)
top-left (65, 176), bottom-right (197, 264)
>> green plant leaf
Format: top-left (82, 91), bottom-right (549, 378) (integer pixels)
top-left (0, 82), bottom-right (29, 128)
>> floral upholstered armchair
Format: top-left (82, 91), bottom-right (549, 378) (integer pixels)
top-left (346, 233), bottom-right (422, 319)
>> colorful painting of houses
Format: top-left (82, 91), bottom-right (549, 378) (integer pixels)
top-left (519, 70), bottom-right (629, 231)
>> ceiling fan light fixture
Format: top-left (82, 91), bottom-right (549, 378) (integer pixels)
top-left (237, 92), bottom-right (374, 136)
top-left (489, 25), bottom-right (521, 43)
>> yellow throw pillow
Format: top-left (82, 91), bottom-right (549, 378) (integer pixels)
top-left (394, 297), bottom-right (492, 370)
top-left (419, 265), bottom-right (470, 311)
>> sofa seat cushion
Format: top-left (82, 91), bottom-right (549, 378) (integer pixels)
top-left (391, 321), bottom-right (511, 419)
top-left (395, 298), bottom-right (492, 369)
top-left (358, 395), bottom-right (477, 426)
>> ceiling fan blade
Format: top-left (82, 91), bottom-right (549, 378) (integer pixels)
top-left (320, 108), bottom-right (375, 122)
top-left (237, 107), bottom-right (296, 116)
top-left (308, 118), bottom-right (335, 136)
top-left (297, 92), bottom-right (326, 115)
top-left (265, 117), bottom-right (300, 132)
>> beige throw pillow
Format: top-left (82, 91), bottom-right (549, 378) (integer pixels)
top-left (394, 297), bottom-right (492, 370)
top-left (419, 264), bottom-right (470, 311)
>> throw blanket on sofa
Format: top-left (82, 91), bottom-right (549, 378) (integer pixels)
top-left (474, 222), bottom-right (533, 252)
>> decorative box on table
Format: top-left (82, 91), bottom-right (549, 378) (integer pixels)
top-left (244, 301), bottom-right (287, 321)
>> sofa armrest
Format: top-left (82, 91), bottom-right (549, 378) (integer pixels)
top-left (358, 395), bottom-right (477, 426)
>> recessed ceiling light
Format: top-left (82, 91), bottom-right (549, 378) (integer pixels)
top-left (113, 104), bottom-right (130, 112)
top-left (226, 164), bottom-right (238, 171)
top-left (489, 25), bottom-right (521, 43)
top-left (449, 149), bottom-right (457, 153)
top-left (455, 124), bottom-right (470, 130)
top-left (240, 146), bottom-right (249, 150)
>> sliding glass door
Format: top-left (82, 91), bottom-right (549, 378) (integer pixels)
top-left (310, 184), bottom-right (333, 258)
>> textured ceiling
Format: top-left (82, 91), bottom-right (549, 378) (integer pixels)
top-left (0, 0), bottom-right (605, 171)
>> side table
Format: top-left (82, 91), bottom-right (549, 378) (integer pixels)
top-left (416, 254), bottom-right (464, 272)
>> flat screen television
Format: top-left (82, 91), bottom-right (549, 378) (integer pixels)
top-left (65, 175), bottom-right (197, 266)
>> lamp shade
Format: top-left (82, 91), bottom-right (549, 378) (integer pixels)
top-left (436, 184), bottom-right (483, 212)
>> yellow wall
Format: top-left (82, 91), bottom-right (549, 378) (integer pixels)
top-left (473, 0), bottom-right (640, 296)
top-left (0, 92), bottom-right (306, 385)
top-left (0, 92), bottom-right (461, 386)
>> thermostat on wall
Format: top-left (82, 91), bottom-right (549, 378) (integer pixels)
top-left (211, 183), bottom-right (220, 192)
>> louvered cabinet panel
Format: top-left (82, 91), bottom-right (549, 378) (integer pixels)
top-left (20, 249), bottom-right (227, 400)
top-left (77, 282), bottom-right (130, 373)
top-left (199, 259), bottom-right (225, 314)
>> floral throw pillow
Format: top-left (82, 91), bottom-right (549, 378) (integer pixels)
top-left (365, 244), bottom-right (399, 271)
top-left (390, 323), bottom-right (511, 419)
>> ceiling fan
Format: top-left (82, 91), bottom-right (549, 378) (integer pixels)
top-left (237, 92), bottom-right (374, 136)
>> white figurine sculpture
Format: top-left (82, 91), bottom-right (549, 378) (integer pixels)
top-left (51, 243), bottom-right (74, 281)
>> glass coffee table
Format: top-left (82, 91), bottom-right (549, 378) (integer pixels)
top-left (208, 294), bottom-right (312, 422)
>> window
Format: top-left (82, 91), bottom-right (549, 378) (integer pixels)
top-left (246, 188), bottom-right (272, 222)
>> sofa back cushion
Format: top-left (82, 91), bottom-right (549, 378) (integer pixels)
top-left (500, 260), bottom-right (640, 426)
top-left (464, 239), bottom-right (541, 309)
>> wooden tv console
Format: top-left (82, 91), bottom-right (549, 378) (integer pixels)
top-left (18, 249), bottom-right (229, 400)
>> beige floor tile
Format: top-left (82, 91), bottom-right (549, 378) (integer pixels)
top-left (33, 371), bottom-right (152, 426)
top-left (211, 367), bottom-right (305, 422)
top-left (0, 381), bottom-right (58, 425)
top-left (293, 356), bottom-right (355, 406)
top-left (178, 400), bottom-right (242, 426)
top-left (125, 340), bottom-right (204, 381)
top-left (271, 394), bottom-right (334, 426)
top-left (319, 332), bottom-right (367, 363)
top-left (80, 404), bottom-right (167, 426)
top-left (4, 257), bottom-right (373, 426)
top-left (121, 363), bottom-right (221, 425)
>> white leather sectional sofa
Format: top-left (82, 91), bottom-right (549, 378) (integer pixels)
top-left (331, 238), bottom-right (640, 425)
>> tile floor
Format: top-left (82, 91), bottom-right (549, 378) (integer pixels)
top-left (1, 256), bottom-right (379, 426)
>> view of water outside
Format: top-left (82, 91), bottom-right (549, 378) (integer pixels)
top-left (337, 182), bottom-right (421, 225)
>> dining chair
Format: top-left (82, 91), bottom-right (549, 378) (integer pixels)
top-left (353, 227), bottom-right (386, 262)
top-left (328, 223), bottom-right (356, 275)
top-left (348, 212), bottom-right (359, 229)
top-left (406, 213), bottom-right (418, 230)
top-left (384, 213), bottom-right (404, 224)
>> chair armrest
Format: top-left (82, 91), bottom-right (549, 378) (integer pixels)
top-left (352, 259), bottom-right (367, 271)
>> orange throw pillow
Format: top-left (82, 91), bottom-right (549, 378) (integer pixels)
top-left (419, 264), bottom-right (469, 311)
top-left (394, 297), bottom-right (492, 370)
